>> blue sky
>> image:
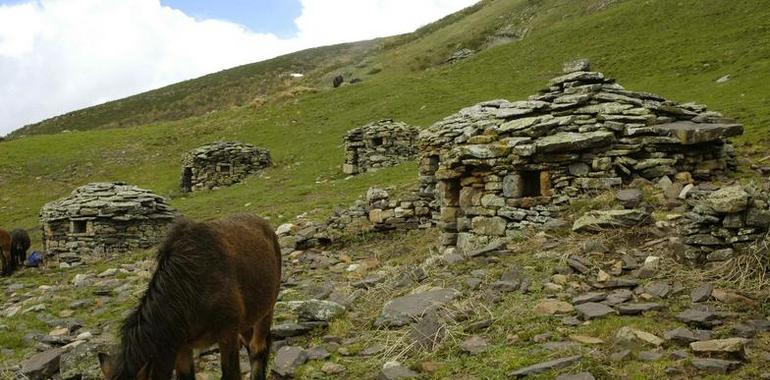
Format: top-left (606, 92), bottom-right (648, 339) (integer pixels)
top-left (160, 0), bottom-right (302, 37)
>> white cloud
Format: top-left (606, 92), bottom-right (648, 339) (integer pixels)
top-left (0, 0), bottom-right (478, 135)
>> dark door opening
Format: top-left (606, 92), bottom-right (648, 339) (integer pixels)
top-left (72, 220), bottom-right (88, 234)
top-left (182, 167), bottom-right (193, 192)
top-left (522, 170), bottom-right (542, 197)
top-left (371, 137), bottom-right (383, 147)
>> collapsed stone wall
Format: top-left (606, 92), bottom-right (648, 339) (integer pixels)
top-left (181, 141), bottom-right (271, 192)
top-left (343, 120), bottom-right (419, 175)
top-left (419, 59), bottom-right (742, 254)
top-left (678, 184), bottom-right (770, 263)
top-left (40, 182), bottom-right (176, 263)
top-left (277, 187), bottom-right (432, 252)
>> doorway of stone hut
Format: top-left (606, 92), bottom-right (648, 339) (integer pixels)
top-left (181, 167), bottom-right (193, 192)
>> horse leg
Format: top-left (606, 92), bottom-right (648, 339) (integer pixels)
top-left (174, 347), bottom-right (195, 380)
top-left (219, 333), bottom-right (242, 380)
top-left (247, 313), bottom-right (273, 380)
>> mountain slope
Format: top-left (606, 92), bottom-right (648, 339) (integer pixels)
top-left (1, 0), bottom-right (769, 233)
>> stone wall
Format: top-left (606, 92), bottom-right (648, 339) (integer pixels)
top-left (277, 187), bottom-right (432, 253)
top-left (343, 120), bottom-right (419, 175)
top-left (678, 184), bottom-right (770, 263)
top-left (40, 182), bottom-right (176, 262)
top-left (181, 141), bottom-right (271, 192)
top-left (418, 60), bottom-right (742, 254)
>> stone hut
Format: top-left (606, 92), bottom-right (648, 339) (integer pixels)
top-left (418, 60), bottom-right (743, 254)
top-left (181, 141), bottom-right (271, 192)
top-left (40, 182), bottom-right (176, 261)
top-left (343, 119), bottom-right (420, 175)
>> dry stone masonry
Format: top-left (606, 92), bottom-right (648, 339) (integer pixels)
top-left (418, 59), bottom-right (743, 254)
top-left (343, 119), bottom-right (419, 175)
top-left (181, 141), bottom-right (271, 192)
top-left (40, 182), bottom-right (176, 262)
top-left (678, 184), bottom-right (770, 263)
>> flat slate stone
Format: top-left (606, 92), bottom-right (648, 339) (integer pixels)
top-left (572, 292), bottom-right (607, 305)
top-left (691, 357), bottom-right (741, 373)
top-left (664, 327), bottom-right (698, 345)
top-left (676, 309), bottom-right (721, 327)
top-left (653, 121), bottom-right (743, 145)
top-left (574, 302), bottom-right (615, 320)
top-left (592, 278), bottom-right (640, 289)
top-left (509, 355), bottom-right (582, 377)
top-left (556, 372), bottom-right (595, 380)
top-left (616, 303), bottom-right (665, 315)
top-left (374, 288), bottom-right (459, 328)
top-left (691, 283), bottom-right (714, 303)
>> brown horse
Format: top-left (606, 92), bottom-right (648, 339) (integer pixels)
top-left (0, 228), bottom-right (11, 276)
top-left (11, 228), bottom-right (30, 269)
top-left (98, 214), bottom-right (282, 380)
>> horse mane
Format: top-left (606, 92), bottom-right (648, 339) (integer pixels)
top-left (112, 218), bottom-right (223, 378)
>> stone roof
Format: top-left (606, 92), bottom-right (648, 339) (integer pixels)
top-left (183, 141), bottom-right (269, 163)
top-left (345, 119), bottom-right (418, 139)
top-left (418, 61), bottom-right (742, 155)
top-left (40, 182), bottom-right (176, 222)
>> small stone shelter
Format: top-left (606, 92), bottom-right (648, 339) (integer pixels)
top-left (40, 182), bottom-right (176, 260)
top-left (418, 60), bottom-right (743, 254)
top-left (181, 141), bottom-right (271, 192)
top-left (343, 119), bottom-right (420, 175)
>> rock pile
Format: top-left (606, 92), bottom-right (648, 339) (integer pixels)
top-left (678, 183), bottom-right (770, 263)
top-left (180, 141), bottom-right (271, 192)
top-left (417, 59), bottom-right (742, 254)
top-left (343, 120), bottom-right (419, 175)
top-left (40, 182), bottom-right (176, 262)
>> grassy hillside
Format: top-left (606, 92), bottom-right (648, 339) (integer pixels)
top-left (1, 0), bottom-right (769, 239)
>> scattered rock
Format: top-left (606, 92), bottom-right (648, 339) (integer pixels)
top-left (664, 327), bottom-right (698, 345)
top-left (321, 362), bottom-right (346, 375)
top-left (691, 283), bottom-right (713, 303)
top-left (571, 292), bottom-right (606, 305)
top-left (574, 302), bottom-right (615, 319)
top-left (690, 338), bottom-right (749, 359)
top-left (509, 355), bottom-right (582, 377)
top-left (20, 348), bottom-right (64, 380)
top-left (375, 288), bottom-right (460, 328)
top-left (556, 372), bottom-right (595, 380)
top-left (616, 189), bottom-right (643, 208)
top-left (408, 311), bottom-right (446, 351)
top-left (676, 309), bottom-right (721, 327)
top-left (616, 303), bottom-right (665, 315)
top-left (534, 299), bottom-right (575, 315)
top-left (691, 357), bottom-right (741, 373)
top-left (461, 335), bottom-right (489, 354)
top-left (378, 361), bottom-right (419, 380)
top-left (569, 335), bottom-right (604, 345)
top-left (272, 346), bottom-right (308, 377)
top-left (615, 326), bottom-right (664, 347)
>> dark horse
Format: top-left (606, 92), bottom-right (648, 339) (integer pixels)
top-left (11, 228), bottom-right (30, 269)
top-left (0, 228), bottom-right (11, 276)
top-left (99, 214), bottom-right (282, 380)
